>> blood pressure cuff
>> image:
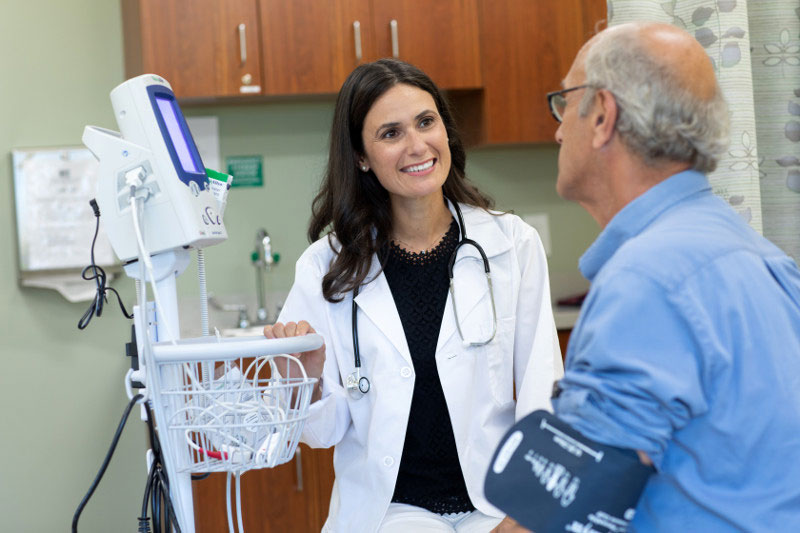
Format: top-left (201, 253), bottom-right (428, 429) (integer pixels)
top-left (484, 410), bottom-right (654, 533)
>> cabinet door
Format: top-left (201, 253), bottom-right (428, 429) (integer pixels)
top-left (477, 0), bottom-right (607, 143)
top-left (122, 0), bottom-right (262, 99)
top-left (370, 0), bottom-right (482, 89)
top-left (192, 445), bottom-right (335, 532)
top-left (258, 0), bottom-right (374, 95)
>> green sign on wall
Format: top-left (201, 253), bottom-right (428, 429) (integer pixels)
top-left (226, 155), bottom-right (263, 187)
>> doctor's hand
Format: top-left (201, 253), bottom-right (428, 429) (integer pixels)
top-left (491, 516), bottom-right (531, 533)
top-left (264, 320), bottom-right (326, 402)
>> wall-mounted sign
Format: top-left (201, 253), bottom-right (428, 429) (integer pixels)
top-left (226, 155), bottom-right (263, 188)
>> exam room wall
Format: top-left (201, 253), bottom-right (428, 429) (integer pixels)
top-left (0, 2), bottom-right (147, 533)
top-left (0, 1), bottom-right (596, 532)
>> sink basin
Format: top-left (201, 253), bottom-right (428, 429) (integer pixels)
top-left (220, 326), bottom-right (267, 338)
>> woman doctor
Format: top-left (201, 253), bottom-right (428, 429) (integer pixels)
top-left (265, 59), bottom-right (562, 533)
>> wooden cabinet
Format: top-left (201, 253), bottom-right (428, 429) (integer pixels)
top-left (557, 329), bottom-right (572, 362)
top-left (258, 0), bottom-right (374, 95)
top-left (122, 0), bottom-right (263, 99)
top-left (192, 445), bottom-right (335, 532)
top-left (122, 0), bottom-right (480, 98)
top-left (467, 0), bottom-right (607, 144)
top-left (258, 0), bottom-right (481, 94)
top-left (120, 0), bottom-right (603, 144)
top-left (369, 0), bottom-right (482, 89)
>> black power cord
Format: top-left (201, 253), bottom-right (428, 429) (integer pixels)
top-left (71, 394), bottom-right (184, 533)
top-left (140, 401), bottom-right (183, 533)
top-left (72, 393), bottom-right (144, 533)
top-left (78, 198), bottom-right (133, 329)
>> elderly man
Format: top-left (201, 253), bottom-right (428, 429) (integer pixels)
top-left (548, 22), bottom-right (800, 530)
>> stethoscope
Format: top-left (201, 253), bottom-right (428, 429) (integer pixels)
top-left (346, 201), bottom-right (498, 400)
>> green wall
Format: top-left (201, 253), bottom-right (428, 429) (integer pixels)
top-left (0, 1), bottom-right (597, 531)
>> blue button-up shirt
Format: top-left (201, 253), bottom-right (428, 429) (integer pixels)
top-left (554, 170), bottom-right (800, 531)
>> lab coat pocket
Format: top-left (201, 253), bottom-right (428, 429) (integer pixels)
top-left (484, 316), bottom-right (516, 408)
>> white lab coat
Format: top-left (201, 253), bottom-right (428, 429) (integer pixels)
top-left (278, 202), bottom-right (563, 533)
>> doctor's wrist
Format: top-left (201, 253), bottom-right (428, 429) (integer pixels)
top-left (311, 374), bottom-right (323, 403)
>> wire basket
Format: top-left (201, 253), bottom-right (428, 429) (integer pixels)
top-left (147, 337), bottom-right (319, 475)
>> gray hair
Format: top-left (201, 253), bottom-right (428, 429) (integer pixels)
top-left (579, 29), bottom-right (730, 173)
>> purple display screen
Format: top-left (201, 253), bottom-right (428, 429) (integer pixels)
top-left (155, 96), bottom-right (200, 173)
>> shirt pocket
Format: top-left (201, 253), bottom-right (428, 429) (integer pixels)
top-left (481, 316), bottom-right (516, 408)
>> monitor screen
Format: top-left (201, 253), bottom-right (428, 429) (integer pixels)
top-left (155, 95), bottom-right (201, 174)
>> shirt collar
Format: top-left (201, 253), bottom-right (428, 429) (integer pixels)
top-left (579, 170), bottom-right (711, 281)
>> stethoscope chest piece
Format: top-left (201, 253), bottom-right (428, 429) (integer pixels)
top-left (346, 368), bottom-right (370, 400)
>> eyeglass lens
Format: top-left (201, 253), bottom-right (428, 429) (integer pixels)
top-left (551, 94), bottom-right (567, 123)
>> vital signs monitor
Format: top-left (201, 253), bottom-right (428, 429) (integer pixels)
top-left (83, 74), bottom-right (226, 262)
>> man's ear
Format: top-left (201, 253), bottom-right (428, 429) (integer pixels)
top-left (591, 89), bottom-right (618, 149)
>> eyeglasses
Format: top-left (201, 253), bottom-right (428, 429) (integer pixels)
top-left (546, 85), bottom-right (589, 123)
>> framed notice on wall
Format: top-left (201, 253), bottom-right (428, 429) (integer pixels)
top-left (11, 147), bottom-right (117, 300)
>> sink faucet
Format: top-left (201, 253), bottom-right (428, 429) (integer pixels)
top-left (208, 296), bottom-right (250, 329)
top-left (252, 229), bottom-right (278, 324)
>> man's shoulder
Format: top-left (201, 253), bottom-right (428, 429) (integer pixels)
top-left (610, 195), bottom-right (776, 286)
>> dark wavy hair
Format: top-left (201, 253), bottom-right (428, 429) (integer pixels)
top-left (309, 58), bottom-right (493, 302)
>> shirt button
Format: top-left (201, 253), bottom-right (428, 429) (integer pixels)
top-left (400, 366), bottom-right (412, 378)
top-left (383, 456), bottom-right (394, 467)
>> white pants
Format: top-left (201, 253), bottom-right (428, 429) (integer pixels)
top-left (378, 503), bottom-right (503, 532)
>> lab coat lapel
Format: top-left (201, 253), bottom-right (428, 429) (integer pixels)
top-left (438, 204), bottom-right (512, 351)
top-left (354, 256), bottom-right (412, 365)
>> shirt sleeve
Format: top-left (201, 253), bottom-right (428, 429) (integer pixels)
top-left (553, 269), bottom-right (708, 469)
top-left (278, 249), bottom-right (352, 449)
top-left (512, 219), bottom-right (565, 418)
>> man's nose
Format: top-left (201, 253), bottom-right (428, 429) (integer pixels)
top-left (554, 123), bottom-right (564, 145)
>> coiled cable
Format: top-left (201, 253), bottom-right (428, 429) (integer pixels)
top-left (78, 199), bottom-right (133, 329)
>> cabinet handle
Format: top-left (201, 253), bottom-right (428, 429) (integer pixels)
top-left (294, 447), bottom-right (303, 492)
top-left (390, 19), bottom-right (399, 58)
top-left (353, 21), bottom-right (362, 63)
top-left (238, 23), bottom-right (247, 65)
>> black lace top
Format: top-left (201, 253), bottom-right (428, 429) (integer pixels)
top-left (381, 218), bottom-right (475, 514)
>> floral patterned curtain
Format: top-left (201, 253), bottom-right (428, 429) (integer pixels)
top-left (607, 0), bottom-right (800, 259)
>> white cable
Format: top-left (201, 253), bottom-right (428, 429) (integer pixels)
top-left (130, 193), bottom-right (153, 272)
top-left (137, 238), bottom-right (150, 391)
top-left (131, 277), bottom-right (149, 401)
top-left (128, 193), bottom-right (208, 398)
top-left (226, 471), bottom-right (235, 533)
top-left (236, 472), bottom-right (245, 533)
top-left (129, 194), bottom-right (178, 345)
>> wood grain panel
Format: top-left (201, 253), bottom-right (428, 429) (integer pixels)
top-left (557, 329), bottom-right (572, 361)
top-left (217, 0), bottom-right (264, 96)
top-left (477, 0), bottom-right (607, 143)
top-left (123, 0), bottom-right (262, 99)
top-left (371, 0), bottom-right (482, 89)
top-left (258, 0), bottom-right (373, 95)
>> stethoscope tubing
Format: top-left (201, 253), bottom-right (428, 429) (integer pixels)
top-left (349, 200), bottom-right (496, 398)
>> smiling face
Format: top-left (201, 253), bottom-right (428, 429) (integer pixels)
top-left (359, 83), bottom-right (451, 206)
